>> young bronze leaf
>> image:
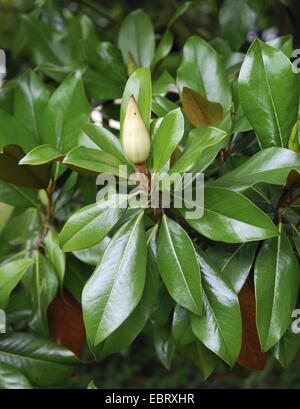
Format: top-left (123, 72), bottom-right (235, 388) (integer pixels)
top-left (237, 283), bottom-right (268, 371)
top-left (48, 290), bottom-right (86, 359)
top-left (182, 87), bottom-right (224, 128)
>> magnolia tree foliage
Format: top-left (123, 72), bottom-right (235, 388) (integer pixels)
top-left (0, 0), bottom-right (300, 389)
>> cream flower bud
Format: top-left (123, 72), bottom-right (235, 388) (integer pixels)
top-left (122, 95), bottom-right (151, 164)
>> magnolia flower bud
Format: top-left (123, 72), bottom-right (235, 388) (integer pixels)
top-left (122, 95), bottom-right (151, 164)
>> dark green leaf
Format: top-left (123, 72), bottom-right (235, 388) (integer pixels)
top-left (177, 36), bottom-right (232, 110)
top-left (157, 215), bottom-right (202, 315)
top-left (239, 40), bottom-right (299, 148)
top-left (73, 237), bottom-right (110, 266)
top-left (44, 230), bottom-right (65, 288)
top-left (170, 127), bottom-right (228, 174)
top-left (219, 0), bottom-right (256, 51)
top-left (167, 1), bottom-right (192, 29)
top-left (207, 242), bottom-right (257, 292)
top-left (0, 332), bottom-right (78, 387)
top-left (19, 145), bottom-right (64, 166)
top-left (14, 69), bottom-right (49, 146)
top-left (184, 341), bottom-right (219, 380)
top-left (274, 328), bottom-right (300, 368)
top-left (83, 41), bottom-right (127, 100)
top-left (191, 249), bottom-right (242, 366)
top-left (63, 146), bottom-right (126, 178)
top-left (91, 245), bottom-right (159, 359)
top-left (0, 259), bottom-right (34, 310)
top-left (153, 108), bottom-right (184, 172)
top-left (267, 35), bottom-right (293, 58)
top-left (59, 195), bottom-right (127, 252)
top-left (0, 180), bottom-right (38, 208)
top-left (181, 187), bottom-right (278, 243)
top-left (0, 362), bottom-right (33, 389)
top-left (172, 304), bottom-right (194, 345)
top-left (255, 227), bottom-right (300, 351)
top-left (152, 31), bottom-right (173, 67)
top-left (212, 148), bottom-right (300, 191)
top-left (82, 212), bottom-right (147, 345)
top-left (42, 71), bottom-right (89, 153)
top-left (22, 253), bottom-right (59, 336)
top-left (118, 9), bottom-right (155, 67)
top-left (83, 123), bottom-right (130, 165)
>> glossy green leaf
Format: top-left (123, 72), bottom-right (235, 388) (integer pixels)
top-left (177, 36), bottom-right (232, 110)
top-left (66, 14), bottom-right (98, 59)
top-left (267, 35), bottom-right (293, 58)
top-left (152, 71), bottom-right (176, 96)
top-left (170, 127), bottom-right (228, 174)
top-left (19, 144), bottom-right (64, 166)
top-left (181, 187), bottom-right (278, 243)
top-left (0, 180), bottom-right (38, 208)
top-left (157, 215), bottom-right (202, 315)
top-left (219, 0), bottom-right (256, 51)
top-left (0, 332), bottom-right (78, 387)
top-left (82, 212), bottom-right (147, 345)
top-left (83, 40), bottom-right (127, 100)
top-left (0, 362), bottom-right (33, 389)
top-left (167, 1), bottom-right (191, 28)
top-left (172, 304), bottom-right (194, 345)
top-left (42, 71), bottom-right (89, 153)
top-left (59, 195), bottom-right (127, 252)
top-left (0, 208), bottom-right (42, 250)
top-left (20, 15), bottom-right (69, 70)
top-left (83, 123), bottom-right (129, 165)
top-left (14, 69), bottom-right (49, 146)
top-left (152, 95), bottom-right (178, 117)
top-left (5, 288), bottom-right (32, 325)
top-left (118, 9), bottom-right (155, 67)
top-left (73, 237), bottom-right (110, 266)
top-left (22, 253), bottom-right (58, 336)
top-left (288, 120), bottom-right (300, 153)
top-left (91, 244), bottom-right (159, 359)
top-left (87, 380), bottom-right (98, 389)
top-left (64, 257), bottom-right (92, 303)
top-left (274, 328), bottom-right (300, 368)
top-left (0, 109), bottom-right (35, 153)
top-left (239, 39), bottom-right (299, 148)
top-left (153, 108), bottom-right (184, 172)
top-left (184, 341), bottom-right (219, 380)
top-left (120, 68), bottom-right (151, 136)
top-left (292, 225), bottom-right (300, 257)
top-left (191, 249), bottom-right (242, 366)
top-left (0, 259), bottom-right (34, 310)
top-left (255, 227), bottom-right (300, 351)
top-left (154, 324), bottom-right (176, 370)
top-left (152, 31), bottom-right (173, 67)
top-left (207, 242), bottom-right (257, 292)
top-left (44, 230), bottom-right (65, 288)
top-left (63, 146), bottom-right (126, 178)
top-left (212, 147), bottom-right (300, 191)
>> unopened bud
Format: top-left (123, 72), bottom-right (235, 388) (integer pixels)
top-left (122, 95), bottom-right (151, 164)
